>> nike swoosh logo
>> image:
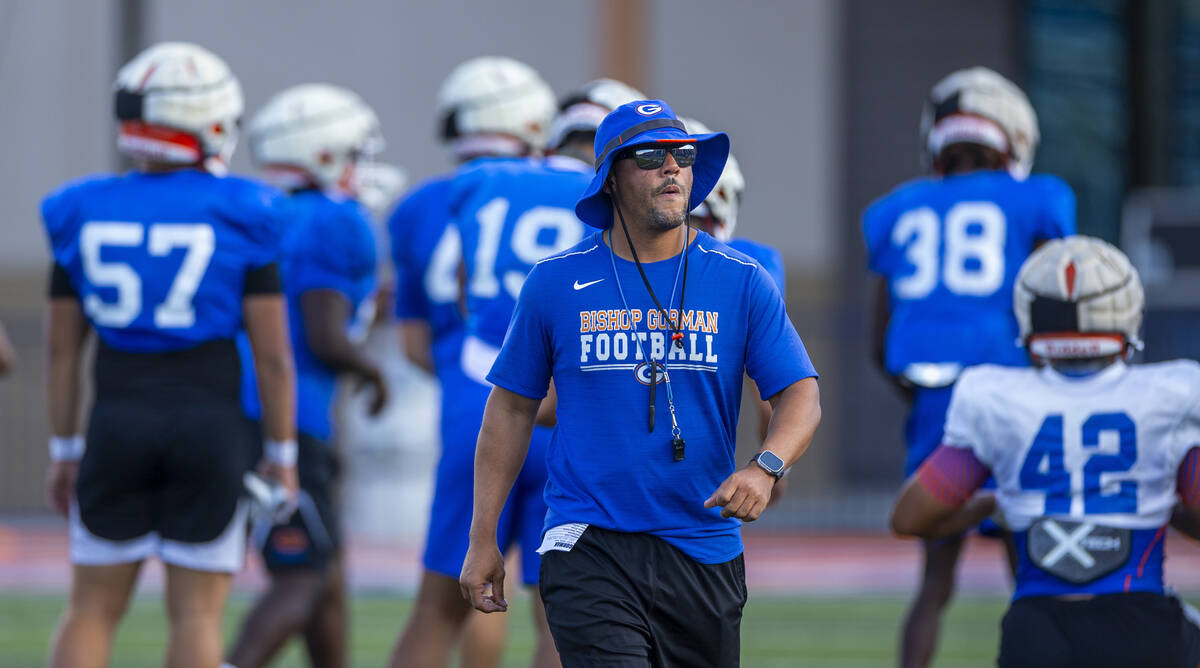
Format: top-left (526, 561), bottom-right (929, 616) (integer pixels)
top-left (573, 279), bottom-right (605, 290)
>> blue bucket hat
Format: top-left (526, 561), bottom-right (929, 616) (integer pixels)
top-left (575, 99), bottom-right (730, 229)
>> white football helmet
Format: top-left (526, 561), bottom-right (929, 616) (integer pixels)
top-left (249, 84), bottom-right (383, 194)
top-left (1014, 236), bottom-right (1144, 360)
top-left (113, 42), bottom-right (243, 173)
top-left (436, 56), bottom-right (556, 155)
top-left (547, 78), bottom-right (646, 151)
top-left (920, 67), bottom-right (1039, 179)
top-left (681, 117), bottom-right (745, 242)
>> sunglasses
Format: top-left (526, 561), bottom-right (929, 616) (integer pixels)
top-left (618, 143), bottom-right (697, 170)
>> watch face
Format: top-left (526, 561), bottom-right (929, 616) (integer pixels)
top-left (758, 451), bottom-right (785, 473)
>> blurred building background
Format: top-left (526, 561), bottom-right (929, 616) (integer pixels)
top-left (1, 0), bottom-right (1197, 537)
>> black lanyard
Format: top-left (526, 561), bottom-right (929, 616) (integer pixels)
top-left (612, 197), bottom-right (690, 350)
top-left (609, 195), bottom-right (690, 460)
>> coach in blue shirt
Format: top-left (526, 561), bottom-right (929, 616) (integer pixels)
top-left (460, 100), bottom-right (821, 666)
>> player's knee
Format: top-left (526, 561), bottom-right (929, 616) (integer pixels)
top-left (65, 597), bottom-right (127, 629)
top-left (166, 599), bottom-right (224, 629)
top-left (263, 571), bottom-right (328, 622)
top-left (289, 570), bottom-right (330, 604)
top-left (67, 587), bottom-right (133, 626)
top-left (917, 576), bottom-right (956, 608)
top-left (317, 561), bottom-right (345, 596)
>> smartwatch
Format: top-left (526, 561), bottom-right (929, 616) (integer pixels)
top-left (751, 451), bottom-right (787, 480)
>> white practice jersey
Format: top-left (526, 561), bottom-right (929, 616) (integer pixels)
top-left (944, 359), bottom-right (1200, 532)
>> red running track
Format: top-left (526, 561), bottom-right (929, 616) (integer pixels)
top-left (3, 521), bottom-right (1200, 595)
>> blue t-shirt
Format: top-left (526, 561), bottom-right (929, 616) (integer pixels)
top-left (41, 170), bottom-right (282, 352)
top-left (487, 230), bottom-right (817, 564)
top-left (242, 190), bottom-right (378, 440)
top-left (862, 171), bottom-right (1075, 375)
top-left (727, 237), bottom-right (786, 298)
top-left (453, 156), bottom-right (591, 357)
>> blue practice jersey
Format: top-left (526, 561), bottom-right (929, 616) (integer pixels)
top-left (388, 169), bottom-right (497, 452)
top-left (727, 237), bottom-right (786, 298)
top-left (242, 191), bottom-right (378, 440)
top-left (488, 230), bottom-right (817, 564)
top-left (863, 171), bottom-right (1075, 376)
top-left (388, 174), bottom-right (467, 380)
top-left (42, 170), bottom-right (282, 353)
top-left (453, 156), bottom-right (591, 376)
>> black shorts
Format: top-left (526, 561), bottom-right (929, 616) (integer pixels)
top-left (999, 592), bottom-right (1200, 668)
top-left (539, 526), bottom-right (747, 667)
top-left (255, 431), bottom-right (342, 573)
top-left (78, 397), bottom-right (255, 543)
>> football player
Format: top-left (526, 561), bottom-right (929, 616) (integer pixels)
top-left (861, 67), bottom-right (1076, 668)
top-left (387, 57), bottom-right (558, 668)
top-left (892, 236), bottom-right (1200, 667)
top-left (41, 42), bottom-right (298, 668)
top-left (446, 79), bottom-right (610, 668)
top-left (225, 84), bottom-right (388, 668)
top-left (546, 78), bottom-right (647, 166)
top-left (682, 117), bottom-right (783, 477)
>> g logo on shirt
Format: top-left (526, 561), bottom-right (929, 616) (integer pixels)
top-left (634, 361), bottom-right (666, 385)
top-left (635, 104), bottom-right (663, 117)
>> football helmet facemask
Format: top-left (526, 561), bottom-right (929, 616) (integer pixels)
top-left (1014, 236), bottom-right (1144, 362)
top-left (113, 42), bottom-right (243, 174)
top-left (680, 117), bottom-right (745, 242)
top-left (920, 67), bottom-right (1039, 180)
top-left (353, 162), bottom-right (408, 219)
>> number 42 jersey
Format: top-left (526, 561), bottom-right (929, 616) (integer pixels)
top-left (863, 171), bottom-right (1075, 377)
top-left (942, 360), bottom-right (1200, 598)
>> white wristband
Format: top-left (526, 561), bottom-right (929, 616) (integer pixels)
top-left (265, 439), bottom-right (298, 467)
top-left (49, 435), bottom-right (85, 462)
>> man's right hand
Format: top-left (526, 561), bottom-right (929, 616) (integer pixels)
top-left (460, 540), bottom-right (508, 613)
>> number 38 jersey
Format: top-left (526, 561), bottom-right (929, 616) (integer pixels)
top-left (42, 170), bottom-right (282, 353)
top-left (452, 156), bottom-right (590, 382)
top-left (943, 360), bottom-right (1200, 598)
top-left (862, 171), bottom-right (1075, 376)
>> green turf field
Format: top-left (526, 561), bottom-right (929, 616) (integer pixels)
top-left (0, 592), bottom-right (1010, 667)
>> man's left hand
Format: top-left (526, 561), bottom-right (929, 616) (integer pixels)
top-left (704, 463), bottom-right (776, 521)
top-left (45, 461), bottom-right (79, 518)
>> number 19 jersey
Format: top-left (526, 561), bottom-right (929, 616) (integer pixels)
top-left (452, 156), bottom-right (590, 381)
top-left (42, 170), bottom-right (283, 352)
top-left (862, 171), bottom-right (1075, 376)
top-left (943, 360), bottom-right (1200, 598)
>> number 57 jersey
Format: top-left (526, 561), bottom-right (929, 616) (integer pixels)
top-left (862, 171), bottom-right (1075, 376)
top-left (41, 170), bottom-right (282, 353)
top-left (943, 360), bottom-right (1200, 598)
top-left (452, 156), bottom-right (590, 382)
